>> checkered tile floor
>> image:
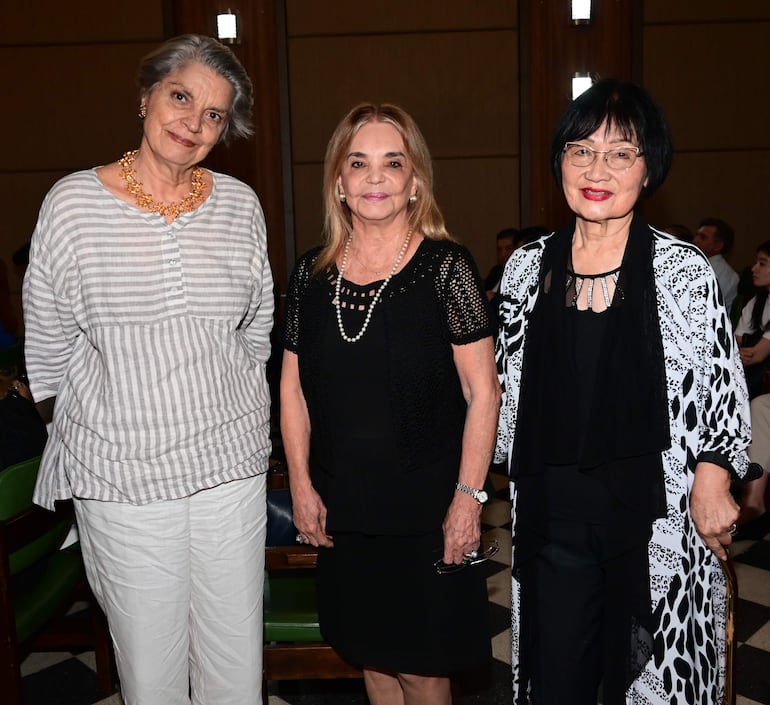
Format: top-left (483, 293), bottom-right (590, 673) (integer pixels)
top-left (20, 465), bottom-right (770, 704)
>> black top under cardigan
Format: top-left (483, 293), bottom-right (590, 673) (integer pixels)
top-left (510, 213), bottom-right (672, 702)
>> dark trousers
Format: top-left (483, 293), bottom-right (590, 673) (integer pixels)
top-left (529, 520), bottom-right (608, 705)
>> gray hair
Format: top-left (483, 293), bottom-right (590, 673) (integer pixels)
top-left (137, 34), bottom-right (253, 144)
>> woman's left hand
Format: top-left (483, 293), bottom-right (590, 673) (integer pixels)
top-left (690, 461), bottom-right (740, 560)
top-left (739, 337), bottom-right (770, 366)
top-left (1, 378), bottom-right (32, 401)
top-left (442, 494), bottom-right (483, 565)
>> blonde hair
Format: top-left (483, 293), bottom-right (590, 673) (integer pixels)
top-left (314, 103), bottom-right (450, 273)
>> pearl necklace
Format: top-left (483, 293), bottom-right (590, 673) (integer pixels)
top-left (118, 150), bottom-right (205, 220)
top-left (335, 229), bottom-right (413, 343)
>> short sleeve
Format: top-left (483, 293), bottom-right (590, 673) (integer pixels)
top-left (282, 248), bottom-right (321, 352)
top-left (440, 244), bottom-right (493, 344)
top-left (734, 296), bottom-right (755, 338)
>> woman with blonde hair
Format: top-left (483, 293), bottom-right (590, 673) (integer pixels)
top-left (281, 103), bottom-right (499, 705)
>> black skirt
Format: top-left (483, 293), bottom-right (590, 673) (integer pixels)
top-left (316, 529), bottom-right (492, 675)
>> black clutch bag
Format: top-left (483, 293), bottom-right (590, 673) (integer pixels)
top-left (266, 487), bottom-right (297, 546)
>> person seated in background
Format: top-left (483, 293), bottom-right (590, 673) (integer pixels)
top-left (517, 224), bottom-right (551, 247)
top-left (0, 259), bottom-right (18, 347)
top-left (484, 227), bottom-right (520, 296)
top-left (663, 223), bottom-right (693, 242)
top-left (0, 365), bottom-right (48, 472)
top-left (693, 216), bottom-right (739, 311)
top-left (737, 393), bottom-right (770, 538)
top-left (735, 240), bottom-right (770, 398)
top-left (486, 226), bottom-right (550, 335)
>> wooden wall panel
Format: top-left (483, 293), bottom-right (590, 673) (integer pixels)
top-left (641, 15), bottom-right (770, 273)
top-left (3, 44), bottom-right (159, 170)
top-left (287, 22), bottom-right (519, 271)
top-left (643, 23), bottom-right (770, 150)
top-left (0, 0), bottom-right (164, 44)
top-left (291, 163), bottom-right (324, 259)
top-left (289, 31), bottom-right (518, 162)
top-left (644, 1), bottom-right (770, 23)
top-left (1, 1), bottom-right (167, 334)
top-left (641, 151), bottom-right (770, 245)
top-left (436, 157), bottom-right (520, 277)
top-left (520, 1), bottom-right (637, 230)
top-left (286, 0), bottom-right (517, 35)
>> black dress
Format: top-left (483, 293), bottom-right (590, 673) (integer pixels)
top-left (283, 238), bottom-right (493, 675)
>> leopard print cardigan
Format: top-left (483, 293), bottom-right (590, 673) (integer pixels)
top-left (495, 226), bottom-right (751, 704)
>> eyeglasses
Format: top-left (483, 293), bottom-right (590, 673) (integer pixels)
top-left (434, 540), bottom-right (500, 575)
top-left (563, 142), bottom-right (644, 169)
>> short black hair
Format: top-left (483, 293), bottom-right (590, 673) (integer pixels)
top-left (698, 217), bottom-right (735, 255)
top-left (664, 224), bottom-right (693, 242)
top-left (496, 228), bottom-right (519, 242)
top-left (550, 78), bottom-right (673, 198)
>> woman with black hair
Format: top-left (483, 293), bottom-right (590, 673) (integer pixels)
top-left (496, 78), bottom-right (755, 704)
top-left (735, 240), bottom-right (770, 398)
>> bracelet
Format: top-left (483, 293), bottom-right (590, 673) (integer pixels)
top-left (455, 481), bottom-right (489, 504)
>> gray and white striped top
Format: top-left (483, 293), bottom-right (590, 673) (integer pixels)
top-left (23, 169), bottom-right (274, 508)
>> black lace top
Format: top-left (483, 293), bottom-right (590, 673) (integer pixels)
top-left (283, 238), bottom-right (493, 534)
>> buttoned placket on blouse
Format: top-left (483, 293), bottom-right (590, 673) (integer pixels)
top-left (25, 168), bottom-right (275, 509)
top-left (159, 217), bottom-right (187, 306)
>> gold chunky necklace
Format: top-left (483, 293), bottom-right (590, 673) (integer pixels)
top-left (118, 150), bottom-right (205, 219)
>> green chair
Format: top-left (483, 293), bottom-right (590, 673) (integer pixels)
top-left (262, 470), bottom-right (361, 704)
top-left (0, 456), bottom-right (116, 704)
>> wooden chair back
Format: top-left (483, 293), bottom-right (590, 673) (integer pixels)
top-left (262, 464), bottom-right (361, 703)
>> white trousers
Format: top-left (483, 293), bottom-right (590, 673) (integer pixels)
top-left (74, 474), bottom-right (267, 705)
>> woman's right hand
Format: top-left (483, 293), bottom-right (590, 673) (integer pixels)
top-left (292, 484), bottom-right (334, 548)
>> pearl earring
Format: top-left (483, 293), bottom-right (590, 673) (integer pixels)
top-left (138, 103), bottom-right (147, 119)
top-left (338, 191), bottom-right (346, 202)
top-left (409, 194), bottom-right (417, 203)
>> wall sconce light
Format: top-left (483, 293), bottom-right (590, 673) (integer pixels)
top-left (570, 0), bottom-right (592, 25)
top-left (216, 10), bottom-right (239, 44)
top-left (571, 73), bottom-right (594, 100)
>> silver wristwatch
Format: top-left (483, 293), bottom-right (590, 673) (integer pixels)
top-left (455, 481), bottom-right (489, 504)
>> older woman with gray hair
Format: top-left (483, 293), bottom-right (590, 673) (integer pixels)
top-left (23, 35), bottom-right (273, 705)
